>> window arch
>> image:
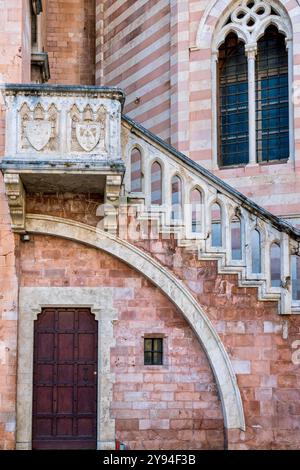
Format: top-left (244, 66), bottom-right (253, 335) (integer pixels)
top-left (151, 161), bottom-right (162, 205)
top-left (171, 175), bottom-right (182, 221)
top-left (211, 202), bottom-right (222, 247)
top-left (191, 188), bottom-right (202, 233)
top-left (214, 0), bottom-right (292, 167)
top-left (130, 147), bottom-right (143, 192)
top-left (231, 216), bottom-right (242, 260)
top-left (270, 242), bottom-right (281, 287)
top-left (251, 229), bottom-right (262, 273)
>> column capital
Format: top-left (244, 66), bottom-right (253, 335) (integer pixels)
top-left (245, 43), bottom-right (257, 59)
top-left (285, 37), bottom-right (292, 50)
top-left (211, 50), bottom-right (219, 62)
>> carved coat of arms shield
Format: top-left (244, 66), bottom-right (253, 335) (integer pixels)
top-left (75, 122), bottom-right (101, 152)
top-left (26, 120), bottom-right (52, 151)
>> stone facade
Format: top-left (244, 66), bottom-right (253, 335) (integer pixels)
top-left (0, 0), bottom-right (300, 452)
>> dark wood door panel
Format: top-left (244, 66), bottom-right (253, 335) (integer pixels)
top-left (32, 308), bottom-right (98, 450)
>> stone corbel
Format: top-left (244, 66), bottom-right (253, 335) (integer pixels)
top-left (104, 175), bottom-right (122, 233)
top-left (4, 173), bottom-right (26, 233)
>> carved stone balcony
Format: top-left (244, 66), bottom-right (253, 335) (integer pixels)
top-left (0, 84), bottom-right (125, 232)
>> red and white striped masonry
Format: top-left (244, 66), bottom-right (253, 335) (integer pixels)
top-left (97, 0), bottom-right (172, 142)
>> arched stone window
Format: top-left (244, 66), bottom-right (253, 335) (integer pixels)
top-left (291, 255), bottom-right (300, 301)
top-left (211, 202), bottom-right (222, 247)
top-left (171, 175), bottom-right (182, 221)
top-left (191, 188), bottom-right (202, 233)
top-left (214, 0), bottom-right (292, 167)
top-left (270, 242), bottom-right (281, 287)
top-left (151, 161), bottom-right (162, 205)
top-left (251, 229), bottom-right (262, 273)
top-left (231, 216), bottom-right (242, 260)
top-left (130, 147), bottom-right (143, 192)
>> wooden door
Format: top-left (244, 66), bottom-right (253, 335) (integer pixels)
top-left (32, 308), bottom-right (98, 449)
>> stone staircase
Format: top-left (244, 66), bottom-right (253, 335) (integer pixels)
top-left (122, 116), bottom-right (300, 315)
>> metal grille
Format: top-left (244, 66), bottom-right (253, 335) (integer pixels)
top-left (218, 33), bottom-right (249, 166)
top-left (256, 25), bottom-right (289, 162)
top-left (144, 338), bottom-right (163, 365)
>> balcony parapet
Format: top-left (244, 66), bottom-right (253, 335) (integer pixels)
top-left (0, 84), bottom-right (126, 232)
top-left (0, 84), bottom-right (125, 165)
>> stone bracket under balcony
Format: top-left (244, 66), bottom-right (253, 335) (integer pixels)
top-left (0, 84), bottom-right (126, 232)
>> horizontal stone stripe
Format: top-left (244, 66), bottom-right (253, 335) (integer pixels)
top-left (105, 0), bottom-right (168, 42)
top-left (105, 52), bottom-right (170, 90)
top-left (126, 91), bottom-right (170, 119)
top-left (103, 12), bottom-right (170, 60)
top-left (104, 36), bottom-right (170, 82)
top-left (104, 4), bottom-right (169, 55)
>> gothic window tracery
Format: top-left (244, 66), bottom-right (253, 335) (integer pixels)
top-left (215, 0), bottom-right (292, 167)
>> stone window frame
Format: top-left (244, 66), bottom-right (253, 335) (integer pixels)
top-left (142, 333), bottom-right (169, 369)
top-left (211, 0), bottom-right (293, 169)
top-left (16, 287), bottom-right (118, 450)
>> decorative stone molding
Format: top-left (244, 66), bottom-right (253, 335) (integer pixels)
top-left (0, 84), bottom-right (124, 162)
top-left (0, 85), bottom-right (125, 197)
top-left (17, 287), bottom-right (118, 450)
top-left (3, 173), bottom-right (25, 233)
top-left (196, 0), bottom-right (294, 50)
top-left (70, 103), bottom-right (107, 153)
top-left (20, 101), bottom-right (58, 152)
top-left (104, 174), bottom-right (123, 233)
top-left (212, 0), bottom-right (292, 52)
top-left (25, 213), bottom-right (246, 432)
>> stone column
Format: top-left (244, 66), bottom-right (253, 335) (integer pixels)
top-left (245, 44), bottom-right (257, 166)
top-left (211, 51), bottom-right (219, 169)
top-left (286, 38), bottom-right (294, 164)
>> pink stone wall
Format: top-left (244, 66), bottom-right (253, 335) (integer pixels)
top-left (20, 234), bottom-right (225, 450)
top-left (46, 0), bottom-right (95, 85)
top-left (0, 0), bottom-right (31, 450)
top-left (132, 236), bottom-right (300, 449)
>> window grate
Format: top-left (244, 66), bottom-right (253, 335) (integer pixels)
top-left (256, 25), bottom-right (289, 162)
top-left (144, 338), bottom-right (163, 365)
top-left (218, 33), bottom-right (249, 166)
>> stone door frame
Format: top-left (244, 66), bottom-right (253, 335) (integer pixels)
top-left (16, 287), bottom-right (118, 450)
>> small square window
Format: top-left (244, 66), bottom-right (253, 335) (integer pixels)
top-left (144, 338), bottom-right (163, 365)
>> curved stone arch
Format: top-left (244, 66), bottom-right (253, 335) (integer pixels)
top-left (25, 213), bottom-right (245, 431)
top-left (213, 23), bottom-right (250, 52)
top-left (196, 0), bottom-right (297, 50)
top-left (254, 15), bottom-right (292, 42)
